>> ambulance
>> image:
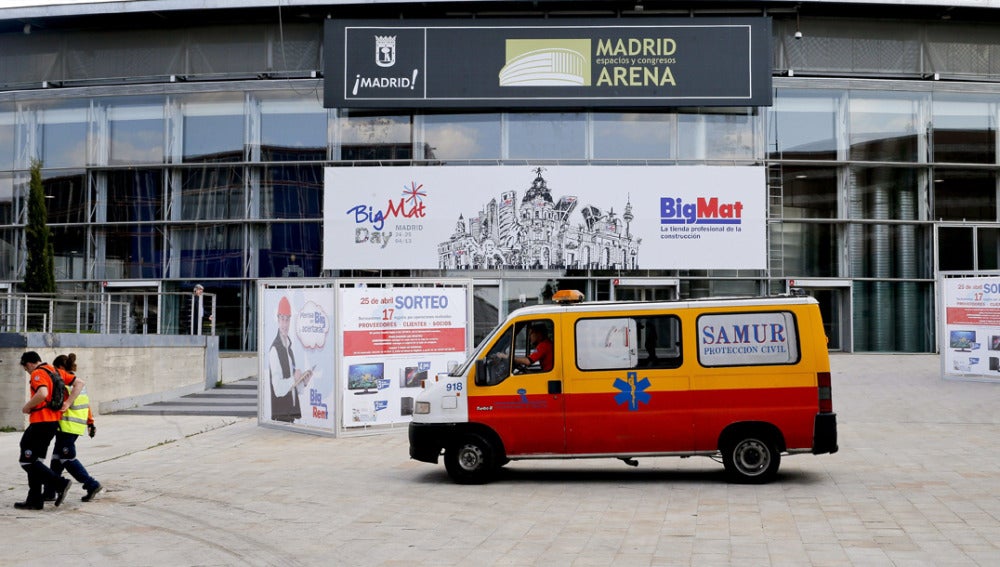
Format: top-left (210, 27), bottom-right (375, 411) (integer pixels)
top-left (409, 291), bottom-right (838, 484)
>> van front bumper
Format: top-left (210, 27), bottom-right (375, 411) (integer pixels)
top-left (813, 412), bottom-right (838, 454)
top-left (408, 422), bottom-right (457, 464)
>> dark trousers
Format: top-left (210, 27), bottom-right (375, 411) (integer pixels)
top-left (19, 421), bottom-right (59, 505)
top-left (49, 431), bottom-right (99, 492)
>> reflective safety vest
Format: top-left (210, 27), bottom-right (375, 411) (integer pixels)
top-left (60, 387), bottom-right (90, 435)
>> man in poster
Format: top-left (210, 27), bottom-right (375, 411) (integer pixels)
top-left (268, 296), bottom-right (312, 422)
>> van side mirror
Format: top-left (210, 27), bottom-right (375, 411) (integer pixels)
top-left (475, 359), bottom-right (489, 386)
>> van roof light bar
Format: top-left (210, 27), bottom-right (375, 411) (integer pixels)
top-left (552, 290), bottom-right (585, 304)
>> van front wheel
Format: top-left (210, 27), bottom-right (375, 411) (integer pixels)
top-left (722, 436), bottom-right (780, 484)
top-left (445, 434), bottom-right (497, 484)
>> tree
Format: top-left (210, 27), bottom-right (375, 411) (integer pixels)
top-left (24, 159), bottom-right (55, 294)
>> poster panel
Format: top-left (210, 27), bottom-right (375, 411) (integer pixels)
top-left (323, 165), bottom-right (765, 271)
top-left (340, 285), bottom-right (468, 428)
top-left (260, 286), bottom-right (337, 431)
top-left (941, 276), bottom-right (1000, 380)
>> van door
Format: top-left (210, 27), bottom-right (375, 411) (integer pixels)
top-left (468, 318), bottom-right (566, 455)
top-left (563, 314), bottom-right (693, 455)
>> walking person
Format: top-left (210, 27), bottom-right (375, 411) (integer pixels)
top-left (15, 351), bottom-right (71, 510)
top-left (45, 353), bottom-right (102, 503)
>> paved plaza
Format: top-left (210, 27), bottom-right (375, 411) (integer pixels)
top-left (2, 354), bottom-right (1000, 566)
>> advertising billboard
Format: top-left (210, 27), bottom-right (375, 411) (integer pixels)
top-left (323, 165), bottom-right (766, 271)
top-left (339, 285), bottom-right (469, 429)
top-left (260, 286), bottom-right (337, 432)
top-left (325, 18), bottom-right (772, 108)
top-left (941, 275), bottom-right (1000, 381)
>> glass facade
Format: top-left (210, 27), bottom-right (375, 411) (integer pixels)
top-left (3, 10), bottom-right (1000, 353)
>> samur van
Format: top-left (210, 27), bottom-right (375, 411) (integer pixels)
top-left (408, 290), bottom-right (838, 484)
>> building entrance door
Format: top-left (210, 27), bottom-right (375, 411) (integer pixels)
top-left (610, 278), bottom-right (679, 302)
top-left (103, 281), bottom-right (160, 335)
top-left (788, 279), bottom-right (852, 352)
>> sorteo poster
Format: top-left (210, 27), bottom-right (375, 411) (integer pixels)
top-left (340, 286), bottom-right (468, 428)
top-left (323, 165), bottom-right (765, 271)
top-left (260, 287), bottom-right (336, 431)
top-left (941, 276), bottom-right (1000, 381)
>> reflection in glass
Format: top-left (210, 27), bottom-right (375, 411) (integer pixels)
top-left (422, 114), bottom-right (501, 160)
top-left (770, 223), bottom-right (838, 278)
top-left (104, 226), bottom-right (162, 279)
top-left (43, 171), bottom-right (88, 224)
top-left (339, 113), bottom-right (412, 160)
top-left (782, 166), bottom-right (837, 219)
top-left (508, 113), bottom-right (586, 159)
top-left (502, 279), bottom-right (553, 313)
top-left (848, 222), bottom-right (930, 279)
top-left (51, 226), bottom-right (87, 280)
top-left (769, 90), bottom-right (838, 160)
top-left (0, 174), bottom-right (14, 226)
top-left (678, 110), bottom-right (755, 160)
top-left (593, 113), bottom-right (673, 159)
top-left (849, 167), bottom-right (919, 221)
top-left (108, 98), bottom-right (165, 165)
top-left (42, 115), bottom-right (88, 169)
top-left (472, 285), bottom-right (500, 345)
top-left (853, 280), bottom-right (932, 352)
top-left (261, 164), bottom-right (322, 219)
top-left (175, 225), bottom-right (244, 278)
top-left (181, 167), bottom-right (245, 220)
top-left (261, 96), bottom-right (326, 162)
top-left (256, 222), bottom-right (321, 278)
top-left (932, 169), bottom-right (996, 221)
top-left (183, 99), bottom-right (244, 162)
top-left (704, 111), bottom-right (755, 160)
top-left (931, 96), bottom-right (996, 164)
top-left (0, 107), bottom-right (14, 171)
top-left (107, 169), bottom-right (162, 223)
top-left (0, 228), bottom-right (16, 279)
top-left (849, 92), bottom-right (922, 162)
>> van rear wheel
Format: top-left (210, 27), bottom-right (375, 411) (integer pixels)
top-left (722, 436), bottom-right (780, 484)
top-left (445, 434), bottom-right (498, 484)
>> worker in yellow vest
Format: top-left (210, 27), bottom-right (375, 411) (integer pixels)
top-left (44, 353), bottom-right (103, 503)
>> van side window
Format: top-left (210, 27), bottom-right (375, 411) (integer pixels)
top-left (575, 315), bottom-right (682, 371)
top-left (697, 311), bottom-right (800, 367)
top-left (639, 316), bottom-right (683, 369)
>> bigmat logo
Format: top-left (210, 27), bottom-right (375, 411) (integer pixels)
top-left (660, 196), bottom-right (744, 225)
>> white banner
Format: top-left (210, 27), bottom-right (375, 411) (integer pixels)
top-left (324, 165), bottom-right (766, 271)
top-left (340, 286), bottom-right (468, 428)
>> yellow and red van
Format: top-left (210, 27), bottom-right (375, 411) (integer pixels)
top-left (409, 291), bottom-right (838, 484)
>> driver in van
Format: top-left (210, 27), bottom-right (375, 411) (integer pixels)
top-left (513, 323), bottom-right (554, 372)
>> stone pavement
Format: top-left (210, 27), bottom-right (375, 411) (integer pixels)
top-left (2, 354), bottom-right (1000, 566)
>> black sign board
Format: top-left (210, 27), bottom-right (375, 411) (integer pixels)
top-left (324, 17), bottom-right (772, 109)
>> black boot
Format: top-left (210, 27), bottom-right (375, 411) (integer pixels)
top-left (13, 499), bottom-right (43, 510)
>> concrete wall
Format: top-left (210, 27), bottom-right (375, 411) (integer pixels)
top-left (219, 352), bottom-right (258, 385)
top-left (0, 333), bottom-right (218, 430)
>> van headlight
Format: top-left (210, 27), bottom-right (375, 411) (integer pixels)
top-left (414, 401), bottom-right (431, 414)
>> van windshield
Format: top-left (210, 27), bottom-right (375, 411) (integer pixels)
top-left (450, 321), bottom-right (503, 376)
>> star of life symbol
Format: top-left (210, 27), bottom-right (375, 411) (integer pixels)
top-left (375, 35), bottom-right (396, 68)
top-left (613, 371), bottom-right (651, 411)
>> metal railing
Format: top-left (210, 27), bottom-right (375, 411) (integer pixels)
top-left (0, 291), bottom-right (215, 336)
